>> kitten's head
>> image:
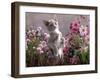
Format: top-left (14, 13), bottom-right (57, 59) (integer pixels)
top-left (44, 19), bottom-right (59, 31)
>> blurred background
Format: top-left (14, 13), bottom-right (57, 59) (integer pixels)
top-left (26, 12), bottom-right (89, 36)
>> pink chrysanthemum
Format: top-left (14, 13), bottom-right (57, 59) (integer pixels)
top-left (70, 19), bottom-right (80, 33)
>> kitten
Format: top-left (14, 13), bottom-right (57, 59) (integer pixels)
top-left (44, 19), bottom-right (65, 59)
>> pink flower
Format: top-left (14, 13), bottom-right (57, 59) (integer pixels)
top-left (63, 47), bottom-right (69, 54)
top-left (44, 33), bottom-right (50, 41)
top-left (36, 27), bottom-right (43, 37)
top-left (36, 47), bottom-right (44, 54)
top-left (29, 33), bottom-right (33, 38)
top-left (70, 19), bottom-right (80, 33)
top-left (36, 47), bottom-right (42, 51)
top-left (69, 56), bottom-right (79, 64)
top-left (41, 41), bottom-right (47, 46)
top-left (79, 25), bottom-right (88, 36)
top-left (65, 38), bottom-right (70, 47)
top-left (26, 38), bottom-right (31, 43)
top-left (38, 44), bottom-right (43, 48)
top-left (84, 35), bottom-right (89, 45)
top-left (44, 33), bottom-right (49, 37)
top-left (64, 33), bottom-right (73, 47)
top-left (37, 27), bottom-right (42, 31)
top-left (39, 50), bottom-right (44, 54)
top-left (31, 30), bottom-right (35, 36)
top-left (27, 30), bottom-right (31, 36)
top-left (38, 41), bottom-right (47, 48)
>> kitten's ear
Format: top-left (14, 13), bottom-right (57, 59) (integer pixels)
top-left (54, 18), bottom-right (57, 22)
top-left (54, 20), bottom-right (58, 25)
top-left (43, 20), bottom-right (49, 26)
top-left (53, 14), bottom-right (57, 21)
top-left (53, 17), bottom-right (58, 25)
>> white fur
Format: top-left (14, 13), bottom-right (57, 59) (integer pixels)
top-left (45, 19), bottom-right (64, 58)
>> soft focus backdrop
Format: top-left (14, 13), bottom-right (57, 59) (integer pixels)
top-left (26, 12), bottom-right (89, 36)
